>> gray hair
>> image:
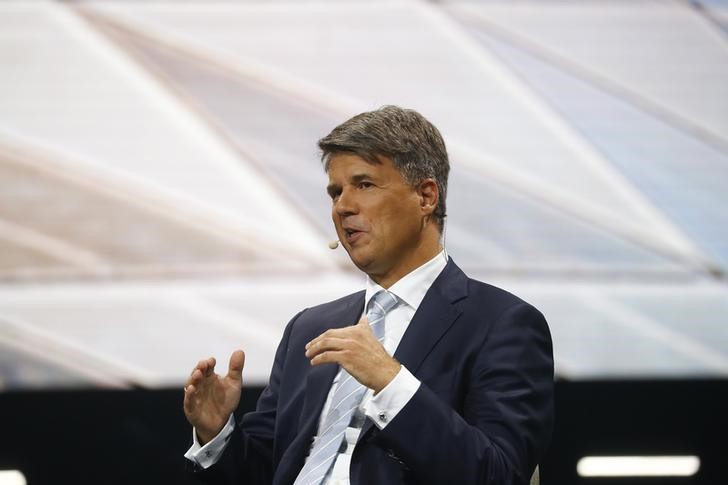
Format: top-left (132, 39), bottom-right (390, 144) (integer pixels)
top-left (318, 105), bottom-right (449, 232)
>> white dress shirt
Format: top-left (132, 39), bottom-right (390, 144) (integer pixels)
top-left (186, 250), bottom-right (448, 485)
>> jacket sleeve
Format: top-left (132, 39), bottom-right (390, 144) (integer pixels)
top-left (188, 310), bottom-right (303, 485)
top-left (374, 301), bottom-right (554, 485)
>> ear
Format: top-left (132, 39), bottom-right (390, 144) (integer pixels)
top-left (417, 178), bottom-right (439, 217)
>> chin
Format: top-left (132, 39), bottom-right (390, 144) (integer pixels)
top-left (345, 248), bottom-right (375, 273)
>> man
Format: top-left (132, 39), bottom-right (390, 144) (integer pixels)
top-left (183, 106), bottom-right (554, 485)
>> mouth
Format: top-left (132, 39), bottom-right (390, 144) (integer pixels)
top-left (343, 227), bottom-right (366, 244)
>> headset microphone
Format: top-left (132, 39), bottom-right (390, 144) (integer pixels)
top-left (328, 240), bottom-right (340, 250)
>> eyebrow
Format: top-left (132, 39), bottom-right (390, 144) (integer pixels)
top-left (350, 173), bottom-right (374, 184)
top-left (326, 173), bottom-right (375, 197)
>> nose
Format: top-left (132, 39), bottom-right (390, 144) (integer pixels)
top-left (333, 187), bottom-right (357, 216)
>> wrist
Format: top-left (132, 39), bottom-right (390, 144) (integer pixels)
top-left (373, 361), bottom-right (401, 395)
top-left (196, 429), bottom-right (215, 446)
top-left (196, 418), bottom-right (228, 445)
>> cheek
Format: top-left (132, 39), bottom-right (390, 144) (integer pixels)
top-left (383, 198), bottom-right (418, 224)
top-left (393, 209), bottom-right (423, 240)
top-left (370, 211), bottom-right (402, 244)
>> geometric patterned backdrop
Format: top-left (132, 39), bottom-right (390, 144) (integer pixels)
top-left (1, 0), bottom-right (727, 389)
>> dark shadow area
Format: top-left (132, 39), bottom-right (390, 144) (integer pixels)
top-left (0, 380), bottom-right (725, 484)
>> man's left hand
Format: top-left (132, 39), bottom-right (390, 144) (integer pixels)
top-left (305, 317), bottom-right (401, 394)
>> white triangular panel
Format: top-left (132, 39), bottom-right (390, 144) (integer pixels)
top-left (81, 1), bottom-right (677, 245)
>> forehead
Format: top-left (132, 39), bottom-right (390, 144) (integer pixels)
top-left (326, 153), bottom-right (394, 181)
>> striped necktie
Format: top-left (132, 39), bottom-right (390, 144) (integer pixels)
top-left (293, 290), bottom-right (399, 485)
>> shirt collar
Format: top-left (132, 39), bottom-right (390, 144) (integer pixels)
top-left (364, 249), bottom-right (448, 313)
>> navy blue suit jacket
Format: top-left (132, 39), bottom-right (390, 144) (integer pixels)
top-left (192, 259), bottom-right (554, 485)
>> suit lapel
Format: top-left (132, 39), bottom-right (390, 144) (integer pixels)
top-left (393, 288), bottom-right (462, 374)
top-left (395, 259), bottom-right (468, 373)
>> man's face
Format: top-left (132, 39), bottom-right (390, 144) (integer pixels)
top-left (327, 153), bottom-right (429, 286)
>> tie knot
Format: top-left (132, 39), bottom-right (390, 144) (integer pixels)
top-left (367, 290), bottom-right (399, 318)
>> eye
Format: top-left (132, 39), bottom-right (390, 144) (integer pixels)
top-left (328, 188), bottom-right (341, 201)
top-left (358, 181), bottom-right (374, 189)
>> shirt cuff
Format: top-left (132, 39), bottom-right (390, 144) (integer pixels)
top-left (366, 365), bottom-right (421, 429)
top-left (183, 414), bottom-right (236, 469)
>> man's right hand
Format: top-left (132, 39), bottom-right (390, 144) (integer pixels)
top-left (183, 350), bottom-right (245, 445)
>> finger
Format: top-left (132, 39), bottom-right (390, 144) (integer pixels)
top-left (187, 368), bottom-right (205, 388)
top-left (305, 337), bottom-right (350, 359)
top-left (358, 318), bottom-right (375, 336)
top-left (194, 359), bottom-right (210, 377)
top-left (186, 369), bottom-right (199, 387)
top-left (227, 350), bottom-right (245, 381)
top-left (191, 360), bottom-right (203, 377)
top-left (310, 350), bottom-right (347, 366)
top-left (185, 371), bottom-right (195, 387)
top-left (205, 357), bottom-right (217, 377)
top-left (305, 330), bottom-right (334, 350)
top-left (183, 383), bottom-right (196, 413)
top-left (306, 327), bottom-right (355, 350)
top-left (184, 358), bottom-right (215, 409)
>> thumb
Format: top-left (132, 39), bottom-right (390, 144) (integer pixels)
top-left (227, 350), bottom-right (245, 381)
top-left (357, 315), bottom-right (370, 327)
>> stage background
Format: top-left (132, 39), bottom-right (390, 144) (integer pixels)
top-left (1, 1), bottom-right (727, 483)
